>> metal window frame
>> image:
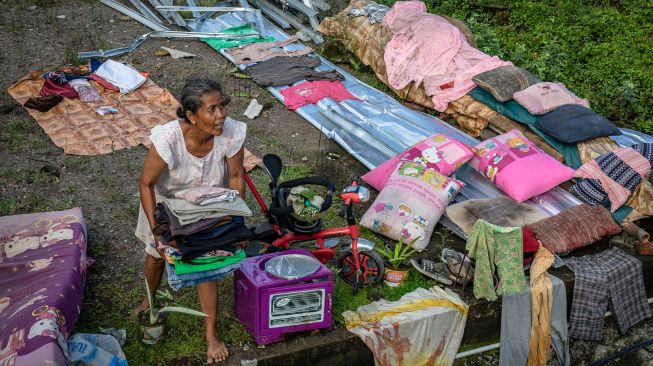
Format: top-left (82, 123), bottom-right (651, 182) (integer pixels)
top-left (127, 0), bottom-right (163, 23)
top-left (78, 30), bottom-right (258, 59)
top-left (254, 0), bottom-right (323, 43)
top-left (99, 0), bottom-right (169, 31)
top-left (156, 5), bottom-right (267, 36)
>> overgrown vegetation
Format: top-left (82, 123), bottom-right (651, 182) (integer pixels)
top-left (348, 0), bottom-right (653, 133)
top-left (333, 267), bottom-right (442, 325)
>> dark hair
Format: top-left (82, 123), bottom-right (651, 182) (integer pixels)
top-left (176, 78), bottom-right (227, 121)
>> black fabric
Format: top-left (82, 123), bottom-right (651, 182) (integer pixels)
top-left (152, 203), bottom-right (252, 262)
top-left (245, 55), bottom-right (344, 87)
top-left (23, 94), bottom-right (63, 112)
top-left (176, 225), bottom-right (254, 262)
top-left (534, 104), bottom-right (621, 143)
top-left (155, 203), bottom-right (231, 237)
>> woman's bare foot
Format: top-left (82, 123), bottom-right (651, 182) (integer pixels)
top-left (206, 335), bottom-right (229, 364)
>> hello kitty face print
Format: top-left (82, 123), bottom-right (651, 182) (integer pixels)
top-left (3, 223), bottom-right (75, 259)
top-left (361, 161), bottom-right (463, 251)
top-left (362, 133), bottom-right (473, 191)
top-left (399, 134), bottom-right (472, 175)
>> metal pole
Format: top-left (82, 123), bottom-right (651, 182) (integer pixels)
top-left (99, 0), bottom-right (169, 31)
top-left (78, 30), bottom-right (257, 58)
top-left (127, 0), bottom-right (163, 23)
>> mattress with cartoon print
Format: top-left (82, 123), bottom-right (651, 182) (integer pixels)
top-left (0, 207), bottom-right (88, 365)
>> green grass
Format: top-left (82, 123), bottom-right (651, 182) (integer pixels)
top-left (1, 118), bottom-right (34, 152)
top-left (0, 196), bottom-right (18, 216)
top-left (74, 276), bottom-right (251, 366)
top-left (63, 155), bottom-right (90, 170)
top-left (333, 267), bottom-right (441, 325)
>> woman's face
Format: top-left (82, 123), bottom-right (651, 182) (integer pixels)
top-left (187, 90), bottom-right (230, 136)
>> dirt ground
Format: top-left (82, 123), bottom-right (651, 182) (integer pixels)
top-left (1, 1), bottom-right (652, 365)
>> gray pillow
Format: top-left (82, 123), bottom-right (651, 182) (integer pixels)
top-left (445, 196), bottom-right (549, 235)
top-left (472, 66), bottom-right (541, 102)
top-left (534, 104), bottom-right (622, 144)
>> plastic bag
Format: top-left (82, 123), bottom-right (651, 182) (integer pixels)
top-left (68, 333), bottom-right (128, 366)
top-left (264, 254), bottom-right (321, 280)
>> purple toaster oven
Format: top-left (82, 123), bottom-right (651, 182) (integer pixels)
top-left (234, 248), bottom-right (334, 345)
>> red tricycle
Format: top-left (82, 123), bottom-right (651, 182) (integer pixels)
top-left (244, 154), bottom-right (384, 289)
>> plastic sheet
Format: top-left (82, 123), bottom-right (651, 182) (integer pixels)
top-left (265, 254), bottom-right (321, 280)
top-left (68, 333), bottom-right (128, 366)
top-left (344, 286), bottom-right (468, 366)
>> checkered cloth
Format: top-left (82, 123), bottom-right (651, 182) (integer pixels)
top-left (565, 247), bottom-right (651, 341)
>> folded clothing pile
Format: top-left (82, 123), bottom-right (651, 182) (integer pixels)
top-left (93, 59), bottom-right (146, 94)
top-left (154, 200), bottom-right (254, 263)
top-left (174, 186), bottom-right (239, 206)
top-left (164, 255), bottom-right (245, 291)
top-left (24, 59), bottom-right (149, 114)
top-left (154, 193), bottom-right (255, 290)
top-left (162, 195), bottom-right (252, 226)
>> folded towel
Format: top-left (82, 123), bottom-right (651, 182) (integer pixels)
top-left (162, 195), bottom-right (252, 225)
top-left (174, 186), bottom-right (239, 205)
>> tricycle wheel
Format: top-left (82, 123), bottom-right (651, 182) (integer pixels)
top-left (337, 250), bottom-right (384, 286)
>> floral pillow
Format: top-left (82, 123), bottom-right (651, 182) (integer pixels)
top-left (361, 161), bottom-right (463, 251)
top-left (362, 133), bottom-right (473, 191)
top-left (469, 130), bottom-right (575, 202)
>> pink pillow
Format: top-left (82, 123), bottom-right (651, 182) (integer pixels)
top-left (362, 133), bottom-right (473, 191)
top-left (361, 161), bottom-right (463, 251)
top-left (469, 130), bottom-right (574, 202)
top-left (513, 82), bottom-right (589, 115)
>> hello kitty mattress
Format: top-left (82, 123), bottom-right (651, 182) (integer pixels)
top-left (0, 208), bottom-right (88, 366)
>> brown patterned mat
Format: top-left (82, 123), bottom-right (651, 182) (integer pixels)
top-left (7, 71), bottom-right (261, 170)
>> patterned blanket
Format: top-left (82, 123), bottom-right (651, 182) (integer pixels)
top-left (0, 208), bottom-right (88, 365)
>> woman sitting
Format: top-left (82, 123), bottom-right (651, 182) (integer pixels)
top-left (134, 78), bottom-right (245, 364)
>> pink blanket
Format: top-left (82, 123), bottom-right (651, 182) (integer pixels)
top-left (382, 1), bottom-right (511, 111)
